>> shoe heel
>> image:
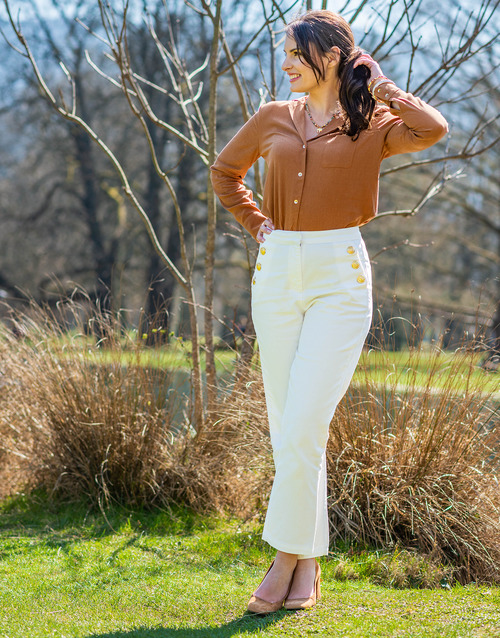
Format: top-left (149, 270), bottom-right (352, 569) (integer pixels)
top-left (284, 559), bottom-right (321, 611)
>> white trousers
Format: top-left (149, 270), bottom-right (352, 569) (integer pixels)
top-left (251, 227), bottom-right (373, 558)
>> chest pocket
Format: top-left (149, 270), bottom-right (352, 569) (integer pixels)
top-left (322, 134), bottom-right (357, 168)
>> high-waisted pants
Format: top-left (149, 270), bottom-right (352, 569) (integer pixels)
top-left (251, 227), bottom-right (373, 559)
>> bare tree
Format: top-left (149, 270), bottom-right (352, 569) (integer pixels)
top-left (2, 0), bottom-right (498, 426)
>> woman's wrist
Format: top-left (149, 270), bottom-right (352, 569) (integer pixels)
top-left (368, 75), bottom-right (389, 93)
top-left (368, 76), bottom-right (395, 96)
top-left (368, 77), bottom-right (399, 108)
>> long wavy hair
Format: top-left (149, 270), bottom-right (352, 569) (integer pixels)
top-left (286, 10), bottom-right (375, 140)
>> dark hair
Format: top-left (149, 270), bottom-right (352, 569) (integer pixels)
top-left (286, 10), bottom-right (375, 140)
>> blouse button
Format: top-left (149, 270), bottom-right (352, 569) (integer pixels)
top-left (298, 172), bottom-right (303, 177)
top-left (302, 144), bottom-right (306, 149)
top-left (351, 261), bottom-right (360, 269)
top-left (252, 278), bottom-right (256, 285)
top-left (260, 247), bottom-right (266, 255)
top-left (347, 246), bottom-right (355, 254)
top-left (256, 263), bottom-right (262, 271)
top-left (357, 275), bottom-right (365, 284)
top-left (293, 199), bottom-right (298, 204)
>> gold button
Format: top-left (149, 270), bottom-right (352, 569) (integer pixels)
top-left (347, 246), bottom-right (355, 254)
top-left (252, 278), bottom-right (256, 285)
top-left (293, 199), bottom-right (298, 204)
top-left (260, 247), bottom-right (266, 255)
top-left (357, 275), bottom-right (365, 284)
top-left (256, 263), bottom-right (262, 271)
top-left (351, 261), bottom-right (360, 269)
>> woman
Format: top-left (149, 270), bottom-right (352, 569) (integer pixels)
top-left (211, 10), bottom-right (447, 613)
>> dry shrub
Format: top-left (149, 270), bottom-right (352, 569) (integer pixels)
top-left (327, 345), bottom-right (500, 584)
top-left (0, 300), bottom-right (270, 514)
top-left (160, 372), bottom-right (272, 515)
top-left (2, 298), bottom-right (499, 583)
top-left (331, 546), bottom-right (454, 588)
top-left (0, 303), bottom-right (180, 507)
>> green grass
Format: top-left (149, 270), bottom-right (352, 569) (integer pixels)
top-left (356, 349), bottom-right (500, 395)
top-left (47, 334), bottom-right (499, 396)
top-left (0, 493), bottom-right (499, 637)
top-left (41, 335), bottom-right (238, 373)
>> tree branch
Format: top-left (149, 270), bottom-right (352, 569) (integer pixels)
top-left (3, 0), bottom-right (188, 290)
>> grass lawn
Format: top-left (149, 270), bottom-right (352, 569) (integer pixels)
top-left (51, 336), bottom-right (499, 396)
top-left (0, 493), bottom-right (499, 638)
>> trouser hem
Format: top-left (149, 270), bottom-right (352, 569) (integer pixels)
top-left (262, 532), bottom-right (329, 559)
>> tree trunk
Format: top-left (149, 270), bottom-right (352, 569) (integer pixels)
top-left (204, 0), bottom-right (223, 414)
top-left (142, 126), bottom-right (176, 345)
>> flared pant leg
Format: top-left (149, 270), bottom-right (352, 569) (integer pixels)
top-left (251, 228), bottom-right (372, 559)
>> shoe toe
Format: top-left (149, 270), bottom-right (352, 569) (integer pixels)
top-left (284, 596), bottom-right (314, 610)
top-left (247, 595), bottom-right (283, 614)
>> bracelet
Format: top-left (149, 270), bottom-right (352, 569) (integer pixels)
top-left (368, 75), bottom-right (389, 93)
top-left (370, 79), bottom-right (397, 102)
top-left (370, 79), bottom-right (391, 96)
top-left (369, 77), bottom-right (390, 94)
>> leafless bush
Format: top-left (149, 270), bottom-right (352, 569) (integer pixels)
top-left (1, 300), bottom-right (499, 582)
top-left (0, 300), bottom-right (270, 514)
top-left (327, 345), bottom-right (500, 584)
top-left (160, 371), bottom-right (272, 515)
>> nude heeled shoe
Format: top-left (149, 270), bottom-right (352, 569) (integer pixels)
top-left (284, 559), bottom-right (321, 610)
top-left (247, 560), bottom-right (295, 614)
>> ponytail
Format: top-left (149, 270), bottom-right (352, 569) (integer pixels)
top-left (338, 48), bottom-right (375, 140)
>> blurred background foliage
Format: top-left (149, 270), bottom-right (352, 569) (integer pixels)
top-left (0, 0), bottom-right (498, 358)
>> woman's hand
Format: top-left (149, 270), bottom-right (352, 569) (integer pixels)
top-left (354, 52), bottom-right (400, 110)
top-left (256, 218), bottom-right (275, 243)
top-left (353, 53), bottom-right (383, 83)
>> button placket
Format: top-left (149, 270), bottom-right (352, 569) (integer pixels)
top-left (290, 140), bottom-right (307, 225)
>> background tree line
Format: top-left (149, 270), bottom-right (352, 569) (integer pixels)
top-left (0, 0), bottom-right (498, 393)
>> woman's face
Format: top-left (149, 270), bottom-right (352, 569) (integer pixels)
top-left (282, 35), bottom-right (319, 93)
top-left (282, 35), bottom-right (335, 93)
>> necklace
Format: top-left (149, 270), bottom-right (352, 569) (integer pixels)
top-left (305, 99), bottom-right (341, 134)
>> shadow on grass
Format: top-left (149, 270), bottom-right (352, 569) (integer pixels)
top-left (87, 611), bottom-right (288, 638)
top-left (0, 490), bottom-right (221, 540)
top-left (0, 490), bottom-right (269, 571)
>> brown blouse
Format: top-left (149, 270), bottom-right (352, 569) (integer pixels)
top-left (210, 82), bottom-right (448, 240)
